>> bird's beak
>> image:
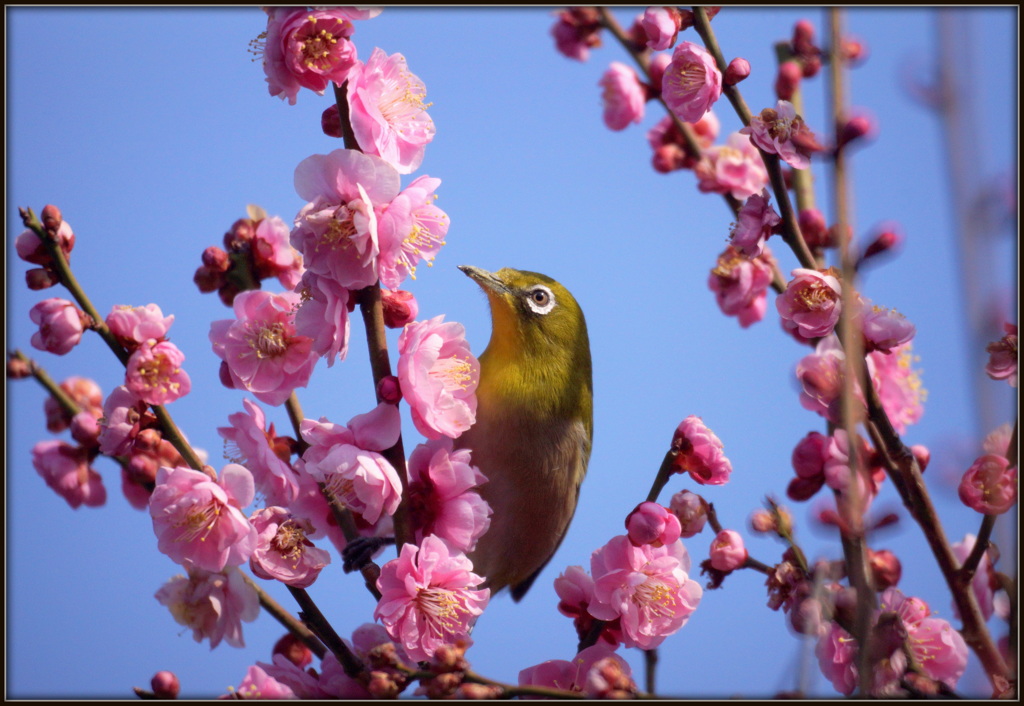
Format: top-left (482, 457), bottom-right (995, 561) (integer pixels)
top-left (458, 265), bottom-right (509, 295)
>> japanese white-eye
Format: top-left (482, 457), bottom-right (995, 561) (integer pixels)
top-left (456, 265), bottom-right (593, 601)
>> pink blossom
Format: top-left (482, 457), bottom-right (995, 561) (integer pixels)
top-left (625, 502), bottom-right (681, 547)
top-left (985, 322), bottom-right (1017, 387)
top-left (860, 303), bottom-right (916, 353)
top-left (868, 343), bottom-right (924, 434)
top-left (293, 270), bottom-right (351, 367)
top-left (32, 440), bottom-right (106, 509)
top-left (374, 534), bottom-right (489, 662)
top-left (149, 464), bottom-right (257, 572)
top-left (796, 335), bottom-right (850, 422)
top-left (346, 48), bottom-right (435, 174)
top-left (730, 189), bottom-right (781, 257)
top-left (950, 534), bottom-right (997, 620)
top-left (662, 41), bottom-right (722, 123)
top-left (398, 315), bottom-right (480, 440)
top-left (588, 535), bottom-right (702, 649)
top-left (583, 653), bottom-right (638, 698)
top-left (741, 100), bottom-right (818, 169)
top-left (257, 8), bottom-right (358, 105)
top-left (218, 398), bottom-right (299, 507)
top-left (228, 665), bottom-right (296, 699)
top-left (599, 62), bottom-right (646, 131)
top-left (822, 429), bottom-right (881, 518)
top-left (668, 490), bottom-right (707, 537)
top-left (776, 267), bottom-right (842, 340)
top-left (670, 415), bottom-right (732, 485)
top-left (210, 290), bottom-right (317, 406)
top-left (982, 422), bottom-right (1013, 457)
top-left (155, 567), bottom-right (259, 649)
top-left (879, 588), bottom-right (968, 690)
top-left (708, 245), bottom-right (775, 328)
top-left (291, 148), bottom-right (401, 289)
top-left (406, 438), bottom-right (492, 552)
top-left (43, 377), bottom-right (102, 434)
top-left (105, 304), bottom-right (174, 350)
top-left (125, 339), bottom-right (192, 406)
top-left (15, 220), bottom-right (74, 265)
top-left (376, 175), bottom-right (450, 290)
top-left (252, 216), bottom-right (305, 290)
top-left (725, 57), bottom-right (751, 85)
top-left (301, 442), bottom-right (402, 526)
top-left (815, 622), bottom-right (858, 695)
top-left (554, 566), bottom-right (623, 647)
top-left (550, 8), bottom-right (603, 62)
top-left (696, 131), bottom-right (770, 200)
top-left (641, 7), bottom-right (681, 50)
top-left (29, 298), bottom-right (86, 355)
top-left (709, 529), bottom-right (747, 571)
top-left (958, 453), bottom-right (1017, 515)
top-left (518, 644), bottom-right (631, 695)
top-left (291, 404), bottom-right (401, 546)
top-left (249, 506), bottom-right (331, 589)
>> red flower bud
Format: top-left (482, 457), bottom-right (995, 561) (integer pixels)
top-left (381, 289), bottom-right (419, 329)
top-left (321, 104), bottom-right (343, 138)
top-left (202, 245), bottom-right (230, 271)
top-left (862, 226), bottom-right (902, 261)
top-left (867, 548), bottom-right (902, 590)
top-left (151, 671), bottom-right (180, 699)
top-left (841, 36), bottom-right (868, 65)
top-left (7, 356), bottom-right (32, 379)
top-left (41, 204), bottom-right (63, 233)
top-left (838, 114), bottom-right (876, 149)
top-left (26, 267), bottom-right (59, 290)
top-left (377, 375), bottom-right (403, 405)
top-left (798, 208), bottom-right (829, 249)
top-left (273, 633), bottom-right (313, 668)
top-left (787, 474), bottom-right (825, 501)
top-left (652, 144), bottom-right (686, 173)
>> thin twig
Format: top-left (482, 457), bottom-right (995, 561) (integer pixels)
top-left (241, 572), bottom-right (327, 660)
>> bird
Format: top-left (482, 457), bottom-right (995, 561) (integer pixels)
top-left (455, 265), bottom-right (593, 601)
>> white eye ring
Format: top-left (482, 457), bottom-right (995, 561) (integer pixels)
top-left (525, 285), bottom-right (556, 315)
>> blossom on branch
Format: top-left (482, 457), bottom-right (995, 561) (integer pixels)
top-left (709, 529), bottom-right (747, 571)
top-left (518, 644), bottom-right (633, 695)
top-left (209, 289), bottom-right (317, 406)
top-left (374, 534), bottom-right (489, 662)
top-left (708, 244), bottom-right (775, 328)
top-left (293, 270), bottom-right (351, 367)
top-left (958, 453), bottom-right (1017, 515)
top-left (398, 315), bottom-right (479, 440)
top-left (670, 415), bottom-right (733, 485)
top-left (291, 148), bottom-right (401, 289)
top-left (985, 322), bottom-right (1018, 387)
top-left (741, 100), bottom-right (820, 169)
top-left (32, 439), bottom-right (106, 509)
top-left (218, 398), bottom-right (299, 507)
top-left (662, 41), bottom-right (722, 123)
top-left (105, 303), bottom-right (174, 350)
top-left (249, 506), bottom-right (331, 588)
top-left (347, 47), bottom-right (436, 174)
top-left (776, 267), bottom-right (843, 340)
top-left (256, 8), bottom-right (358, 105)
top-left (730, 189), bottom-right (781, 257)
top-left (29, 298), bottom-right (86, 355)
top-left (599, 62), bottom-right (646, 131)
top-left (377, 175), bottom-right (450, 290)
top-left (155, 566), bottom-right (259, 649)
top-left (125, 339), bottom-right (192, 406)
top-left (149, 463), bottom-right (257, 572)
top-left (588, 535), bottom-right (702, 649)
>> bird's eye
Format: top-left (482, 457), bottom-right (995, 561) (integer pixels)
top-left (525, 285), bottom-right (556, 315)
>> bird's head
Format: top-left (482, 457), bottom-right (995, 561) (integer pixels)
top-left (458, 265), bottom-right (590, 367)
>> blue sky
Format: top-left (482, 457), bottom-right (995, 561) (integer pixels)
top-left (7, 6), bottom-right (1017, 699)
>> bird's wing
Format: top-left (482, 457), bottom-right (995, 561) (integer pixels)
top-left (510, 418), bottom-right (591, 602)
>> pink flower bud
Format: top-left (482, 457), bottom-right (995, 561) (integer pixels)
top-left (867, 548), bottom-right (901, 590)
top-left (202, 245), bottom-right (230, 271)
top-left (862, 226), bottom-right (902, 261)
top-left (985, 323), bottom-right (1018, 387)
top-left (749, 509), bottom-right (775, 533)
top-left (669, 489), bottom-right (707, 537)
top-left (382, 289), bottom-right (419, 329)
top-left (909, 445), bottom-right (931, 474)
top-left (709, 529), bottom-right (747, 571)
top-left (724, 57), bottom-right (751, 85)
top-left (792, 431), bottom-right (828, 479)
top-left (70, 411), bottom-right (101, 448)
top-left (7, 356), bottom-right (32, 379)
top-left (16, 229), bottom-right (49, 265)
top-left (646, 52), bottom-right (672, 96)
top-left (841, 36), bottom-right (868, 64)
top-left (625, 501), bottom-right (682, 547)
top-left (792, 20), bottom-right (816, 57)
top-left (652, 144), bottom-right (686, 173)
top-left (29, 298), bottom-right (86, 355)
top-left (838, 113), bottom-right (876, 149)
top-left (959, 454), bottom-right (1017, 515)
top-left (151, 671), bottom-right (180, 699)
top-left (376, 375), bottom-right (402, 405)
top-left (26, 267), bottom-right (59, 290)
top-left (800, 55), bottom-right (822, 79)
top-left (193, 265), bottom-right (225, 294)
top-left (775, 61), bottom-right (802, 100)
top-left (640, 7), bottom-right (682, 51)
top-left (321, 103), bottom-right (343, 138)
top-left (798, 208), bottom-right (829, 249)
top-left (41, 204), bottom-right (64, 232)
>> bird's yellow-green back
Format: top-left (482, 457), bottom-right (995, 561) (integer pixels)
top-left (456, 266), bottom-right (592, 601)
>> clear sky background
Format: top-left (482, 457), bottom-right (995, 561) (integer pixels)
top-left (7, 6), bottom-right (1017, 699)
